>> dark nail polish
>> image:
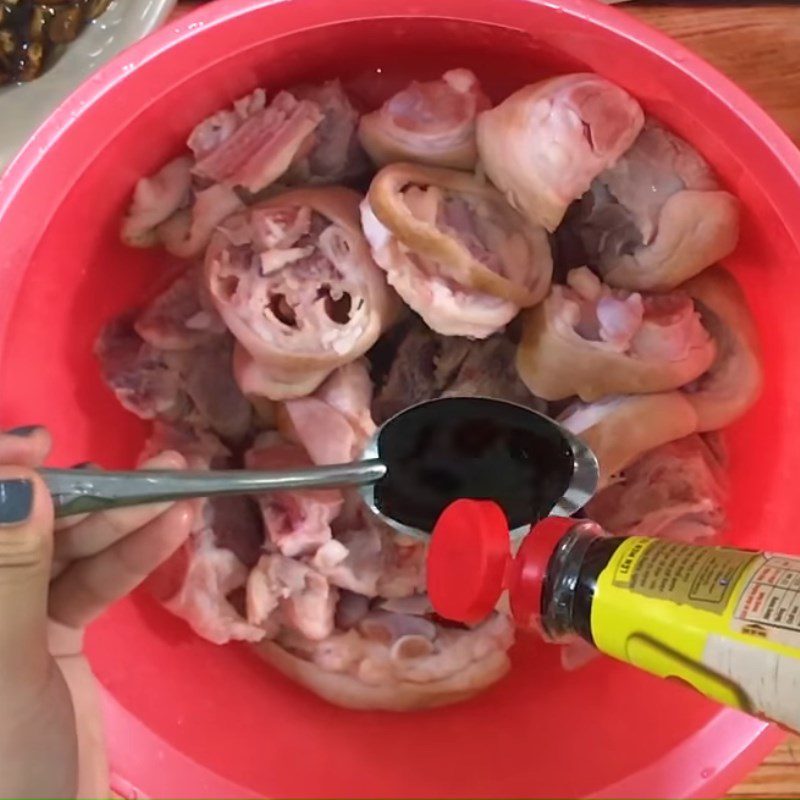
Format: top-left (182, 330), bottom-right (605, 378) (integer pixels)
top-left (7, 425), bottom-right (42, 438)
top-left (0, 479), bottom-right (33, 525)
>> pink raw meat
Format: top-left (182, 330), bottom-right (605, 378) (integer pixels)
top-left (193, 91), bottom-right (322, 193)
top-left (245, 432), bottom-right (344, 557)
top-left (279, 359), bottom-right (376, 465)
top-left (206, 187), bottom-right (394, 400)
top-left (586, 433), bottom-right (729, 542)
top-left (358, 68), bottom-right (490, 170)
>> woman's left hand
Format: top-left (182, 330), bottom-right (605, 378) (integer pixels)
top-left (0, 426), bottom-right (195, 799)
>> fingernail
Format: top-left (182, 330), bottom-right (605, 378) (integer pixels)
top-left (0, 479), bottom-right (33, 525)
top-left (7, 425), bottom-right (42, 438)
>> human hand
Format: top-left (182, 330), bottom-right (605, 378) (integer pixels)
top-left (0, 427), bottom-right (195, 799)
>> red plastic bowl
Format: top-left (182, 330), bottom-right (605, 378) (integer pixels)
top-left (1, 0), bottom-right (799, 796)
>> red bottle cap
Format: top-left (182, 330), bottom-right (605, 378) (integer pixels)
top-left (427, 499), bottom-right (576, 630)
top-left (427, 499), bottom-right (511, 624)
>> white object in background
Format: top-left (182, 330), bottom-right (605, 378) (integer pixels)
top-left (0, 0), bottom-right (176, 172)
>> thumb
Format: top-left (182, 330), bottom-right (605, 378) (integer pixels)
top-left (0, 468), bottom-right (55, 695)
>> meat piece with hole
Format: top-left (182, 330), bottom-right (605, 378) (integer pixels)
top-left (516, 267), bottom-right (716, 401)
top-left (362, 163), bottom-right (552, 338)
top-left (206, 186), bottom-right (395, 400)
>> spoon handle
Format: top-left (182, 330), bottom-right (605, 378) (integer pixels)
top-left (39, 459), bottom-right (387, 518)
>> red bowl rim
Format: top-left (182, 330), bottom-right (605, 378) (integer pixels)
top-left (0, 0), bottom-right (794, 796)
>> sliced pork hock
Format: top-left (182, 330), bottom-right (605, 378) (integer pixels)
top-left (95, 316), bottom-right (189, 422)
top-left (586, 434), bottom-right (729, 543)
top-left (134, 268), bottom-right (227, 352)
top-left (190, 88), bottom-right (323, 193)
top-left (256, 611), bottom-right (513, 711)
top-left (476, 74), bottom-right (644, 231)
top-left (362, 163), bottom-right (552, 338)
top-left (358, 69), bottom-right (490, 170)
top-left (312, 497), bottom-right (426, 599)
top-left (205, 186), bottom-right (395, 400)
top-left (516, 267), bottom-right (716, 401)
top-left (96, 312), bottom-right (251, 442)
top-left (569, 118), bottom-right (740, 291)
top-left (121, 86), bottom-right (325, 258)
top-left (110, 70), bottom-right (761, 708)
top-left (156, 525), bottom-right (267, 645)
top-left (560, 392), bottom-right (698, 487)
top-left (156, 183), bottom-right (246, 260)
top-left (247, 553), bottom-right (338, 641)
top-left (682, 267), bottom-right (763, 431)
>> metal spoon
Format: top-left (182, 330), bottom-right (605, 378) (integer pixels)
top-left (40, 397), bottom-right (598, 539)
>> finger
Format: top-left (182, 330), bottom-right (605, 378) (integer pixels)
top-left (0, 426), bottom-right (51, 468)
top-left (53, 450), bottom-right (188, 564)
top-left (0, 468), bottom-right (55, 695)
top-left (49, 501), bottom-right (194, 629)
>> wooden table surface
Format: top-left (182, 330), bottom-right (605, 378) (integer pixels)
top-left (626, 2), bottom-right (800, 143)
top-left (619, 5), bottom-right (800, 796)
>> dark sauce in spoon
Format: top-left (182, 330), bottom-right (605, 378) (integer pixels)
top-left (373, 397), bottom-right (575, 532)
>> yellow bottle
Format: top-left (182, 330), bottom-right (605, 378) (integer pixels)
top-left (426, 499), bottom-right (800, 733)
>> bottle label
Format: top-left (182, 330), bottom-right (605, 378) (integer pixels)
top-left (730, 556), bottom-right (800, 648)
top-left (591, 537), bottom-right (800, 731)
top-left (612, 538), bottom-right (754, 614)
